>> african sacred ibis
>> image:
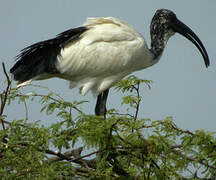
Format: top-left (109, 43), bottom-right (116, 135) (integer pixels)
top-left (10, 9), bottom-right (210, 117)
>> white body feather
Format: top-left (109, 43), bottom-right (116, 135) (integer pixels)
top-left (15, 12), bottom-right (210, 99)
top-left (55, 17), bottom-right (155, 96)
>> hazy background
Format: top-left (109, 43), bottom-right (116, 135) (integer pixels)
top-left (0, 1), bottom-right (215, 132)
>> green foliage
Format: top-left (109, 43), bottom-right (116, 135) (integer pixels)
top-left (0, 72), bottom-right (216, 179)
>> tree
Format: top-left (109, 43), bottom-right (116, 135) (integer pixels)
top-left (1, 63), bottom-right (216, 179)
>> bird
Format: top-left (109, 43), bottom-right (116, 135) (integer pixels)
top-left (10, 9), bottom-right (210, 118)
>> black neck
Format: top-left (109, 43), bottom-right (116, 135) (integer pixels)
top-left (150, 35), bottom-right (165, 60)
top-left (149, 12), bottom-right (173, 60)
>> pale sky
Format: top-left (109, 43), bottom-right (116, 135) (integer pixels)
top-left (0, 1), bottom-right (215, 132)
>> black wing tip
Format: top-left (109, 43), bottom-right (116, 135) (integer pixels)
top-left (57, 26), bottom-right (88, 37)
top-left (10, 61), bottom-right (18, 74)
top-left (9, 68), bottom-right (14, 74)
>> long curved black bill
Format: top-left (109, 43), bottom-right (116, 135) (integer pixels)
top-left (171, 18), bottom-right (210, 68)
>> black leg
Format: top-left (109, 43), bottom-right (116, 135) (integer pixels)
top-left (95, 89), bottom-right (109, 118)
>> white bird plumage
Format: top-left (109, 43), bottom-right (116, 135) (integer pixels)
top-left (10, 9), bottom-right (210, 117)
top-left (56, 17), bottom-right (154, 96)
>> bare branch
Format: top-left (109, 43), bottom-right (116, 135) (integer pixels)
top-left (0, 62), bottom-right (12, 130)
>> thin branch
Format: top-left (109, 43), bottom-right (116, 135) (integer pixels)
top-left (1, 120), bottom-right (11, 126)
top-left (0, 63), bottom-right (12, 130)
top-left (44, 147), bottom-right (83, 164)
top-left (2, 62), bottom-right (10, 83)
top-left (17, 84), bottom-right (64, 101)
top-left (23, 99), bottom-right (28, 120)
top-left (15, 93), bottom-right (83, 114)
top-left (133, 83), bottom-right (141, 122)
top-left (171, 123), bottom-right (194, 136)
top-left (69, 149), bottom-right (102, 163)
top-left (109, 112), bottom-right (134, 118)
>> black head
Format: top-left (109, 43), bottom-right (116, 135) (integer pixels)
top-left (151, 9), bottom-right (177, 41)
top-left (150, 9), bottom-right (210, 67)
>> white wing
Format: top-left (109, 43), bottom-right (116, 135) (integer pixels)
top-left (56, 17), bottom-right (151, 95)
